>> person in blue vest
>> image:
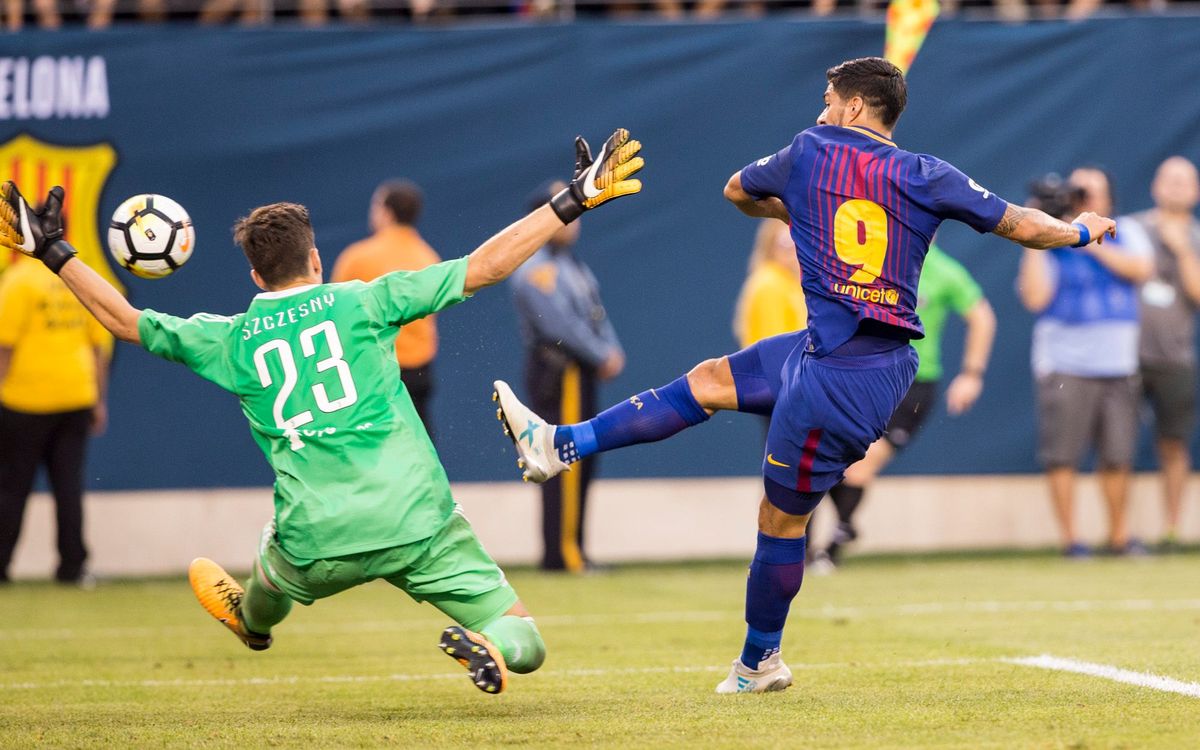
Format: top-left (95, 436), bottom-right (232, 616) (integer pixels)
top-left (1018, 168), bottom-right (1154, 556)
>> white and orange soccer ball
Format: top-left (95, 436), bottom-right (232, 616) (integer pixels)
top-left (107, 194), bottom-right (195, 279)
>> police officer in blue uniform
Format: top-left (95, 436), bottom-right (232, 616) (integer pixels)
top-left (509, 181), bottom-right (624, 572)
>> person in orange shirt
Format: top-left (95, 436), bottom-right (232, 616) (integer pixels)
top-left (332, 180), bottom-right (441, 436)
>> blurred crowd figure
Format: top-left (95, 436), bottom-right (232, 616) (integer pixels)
top-left (0, 0), bottom-right (1181, 30)
top-left (332, 180), bottom-right (441, 437)
top-left (509, 180), bottom-right (624, 572)
top-left (1130, 157), bottom-right (1200, 549)
top-left (1018, 168), bottom-right (1154, 556)
top-left (733, 219), bottom-right (806, 351)
top-left (0, 253), bottom-right (112, 586)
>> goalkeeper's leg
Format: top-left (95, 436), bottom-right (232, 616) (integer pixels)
top-left (402, 511), bottom-right (546, 694)
top-left (240, 561), bottom-right (293, 634)
top-left (188, 557), bottom-right (287, 651)
top-left (188, 523), bottom-right (296, 651)
top-left (436, 598), bottom-right (546, 695)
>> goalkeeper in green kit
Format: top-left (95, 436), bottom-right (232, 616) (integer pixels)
top-left (0, 129), bottom-right (644, 695)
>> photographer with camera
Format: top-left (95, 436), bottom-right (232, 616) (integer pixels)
top-left (1018, 168), bottom-right (1154, 557)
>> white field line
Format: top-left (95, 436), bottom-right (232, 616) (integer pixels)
top-left (0, 658), bottom-right (983, 692)
top-left (6, 655), bottom-right (1200, 699)
top-left (4, 598), bottom-right (1200, 642)
top-left (1004, 655), bottom-right (1200, 699)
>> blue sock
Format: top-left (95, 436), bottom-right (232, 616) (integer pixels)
top-left (553, 375), bottom-right (709, 464)
top-left (740, 533), bottom-right (806, 669)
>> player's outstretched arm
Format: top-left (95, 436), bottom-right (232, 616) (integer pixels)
top-left (992, 202), bottom-right (1116, 250)
top-left (464, 129), bottom-right (643, 294)
top-left (723, 172), bottom-right (788, 222)
top-left (59, 259), bottom-right (142, 344)
top-left (464, 205), bottom-right (566, 294)
top-left (0, 181), bottom-right (142, 344)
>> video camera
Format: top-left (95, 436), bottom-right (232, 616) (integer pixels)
top-left (1026, 173), bottom-right (1085, 222)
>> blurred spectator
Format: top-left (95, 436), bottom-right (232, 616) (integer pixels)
top-left (1130, 156), bottom-right (1200, 549)
top-left (198, 0), bottom-right (270, 23)
top-left (332, 180), bottom-right (441, 437)
top-left (510, 180), bottom-right (623, 573)
top-left (733, 218), bottom-right (806, 349)
top-left (693, 0), bottom-right (765, 17)
top-left (0, 0), bottom-right (1180, 26)
top-left (4, 0), bottom-right (60, 29)
top-left (812, 240), bottom-right (995, 571)
top-left (295, 0), bottom-right (370, 24)
top-left (84, 0), bottom-right (166, 26)
top-left (1017, 167), bottom-right (1153, 556)
top-left (605, 0), bottom-right (682, 17)
top-left (0, 255), bottom-right (112, 586)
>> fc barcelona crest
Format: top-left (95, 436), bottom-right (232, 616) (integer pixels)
top-left (0, 133), bottom-right (120, 292)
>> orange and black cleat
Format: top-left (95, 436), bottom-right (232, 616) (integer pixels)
top-left (188, 557), bottom-right (272, 651)
top-left (438, 625), bottom-right (508, 695)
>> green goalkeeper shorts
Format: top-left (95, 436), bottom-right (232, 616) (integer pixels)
top-left (256, 506), bottom-right (518, 631)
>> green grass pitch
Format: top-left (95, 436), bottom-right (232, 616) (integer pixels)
top-left (2, 553), bottom-right (1199, 748)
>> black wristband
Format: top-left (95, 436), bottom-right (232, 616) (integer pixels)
top-left (39, 239), bottom-right (77, 274)
top-left (549, 187), bottom-right (583, 224)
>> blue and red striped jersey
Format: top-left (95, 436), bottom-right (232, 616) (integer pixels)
top-left (739, 125), bottom-right (1008, 356)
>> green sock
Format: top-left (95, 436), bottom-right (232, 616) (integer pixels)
top-left (240, 572), bottom-right (293, 634)
top-left (480, 615), bottom-right (546, 674)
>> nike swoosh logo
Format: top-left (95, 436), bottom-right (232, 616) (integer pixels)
top-left (766, 454), bottom-right (791, 468)
top-left (581, 153), bottom-right (605, 199)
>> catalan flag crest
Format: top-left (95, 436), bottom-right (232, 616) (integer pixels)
top-left (0, 134), bottom-right (121, 292)
top-left (885, 0), bottom-right (941, 75)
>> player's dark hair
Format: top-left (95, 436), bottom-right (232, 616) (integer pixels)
top-left (376, 179), bottom-right (423, 226)
top-left (826, 57), bottom-right (907, 128)
top-left (233, 202), bottom-right (315, 288)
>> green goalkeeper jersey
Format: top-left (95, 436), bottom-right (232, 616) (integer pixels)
top-left (138, 257), bottom-right (470, 560)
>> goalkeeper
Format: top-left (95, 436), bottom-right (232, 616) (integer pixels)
top-left (0, 129), bottom-right (643, 696)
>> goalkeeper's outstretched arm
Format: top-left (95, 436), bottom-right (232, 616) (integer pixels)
top-left (0, 181), bottom-right (142, 344)
top-left (464, 205), bottom-right (566, 294)
top-left (464, 128), bottom-right (643, 294)
top-left (59, 258), bottom-right (143, 345)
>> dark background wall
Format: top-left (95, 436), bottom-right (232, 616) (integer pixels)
top-left (2, 17), bottom-right (1197, 489)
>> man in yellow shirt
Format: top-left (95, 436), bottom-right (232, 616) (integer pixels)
top-left (0, 254), bottom-right (111, 585)
top-left (332, 180), bottom-right (442, 435)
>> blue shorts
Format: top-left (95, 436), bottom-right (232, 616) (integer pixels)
top-left (728, 330), bottom-right (918, 501)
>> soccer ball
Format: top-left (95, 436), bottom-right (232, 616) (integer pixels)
top-left (107, 194), bottom-right (195, 279)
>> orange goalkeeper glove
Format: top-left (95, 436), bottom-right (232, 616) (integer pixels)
top-left (549, 128), bottom-right (644, 224)
top-left (0, 181), bottom-right (76, 273)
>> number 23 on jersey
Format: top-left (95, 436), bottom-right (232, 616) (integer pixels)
top-left (253, 320), bottom-right (359, 449)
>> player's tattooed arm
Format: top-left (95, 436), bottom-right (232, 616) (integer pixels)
top-left (992, 204), bottom-right (1077, 248)
top-left (992, 202), bottom-right (1117, 250)
top-left (724, 172), bottom-right (789, 222)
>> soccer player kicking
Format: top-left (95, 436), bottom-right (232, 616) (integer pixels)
top-left (0, 128), bottom-right (643, 695)
top-left (492, 58), bottom-right (1117, 694)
